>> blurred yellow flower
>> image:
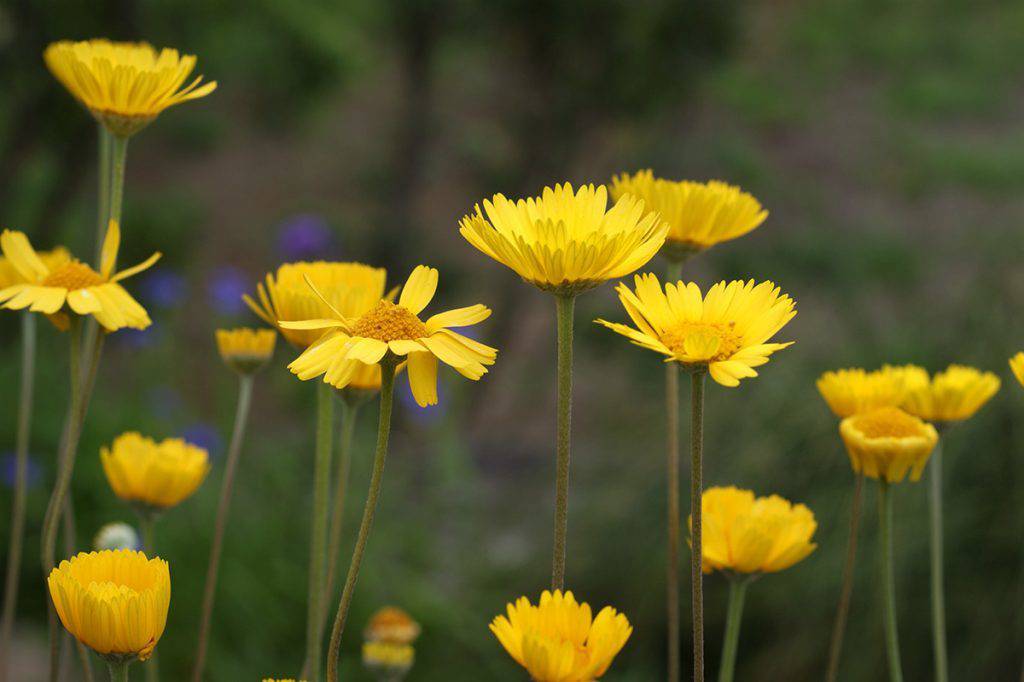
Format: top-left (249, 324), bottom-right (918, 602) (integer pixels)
top-left (362, 642), bottom-right (415, 678)
top-left (609, 171), bottom-right (766, 260)
top-left (902, 364), bottom-right (1000, 423)
top-left (459, 183), bottom-right (667, 296)
top-left (839, 407), bottom-right (938, 483)
top-left (216, 327), bottom-right (277, 375)
top-left (597, 274), bottom-right (795, 387)
top-left (1011, 353), bottom-right (1024, 388)
top-left (817, 365), bottom-right (924, 418)
top-left (101, 432), bottom-right (210, 510)
top-left (0, 221), bottom-right (158, 331)
top-left (364, 607), bottom-right (421, 644)
top-left (697, 486), bottom-right (817, 575)
top-left (284, 265), bottom-right (497, 407)
top-left (490, 590), bottom-right (632, 682)
top-left (244, 261), bottom-right (388, 349)
top-left (44, 39), bottom-right (217, 137)
top-left (47, 549), bottom-right (169, 661)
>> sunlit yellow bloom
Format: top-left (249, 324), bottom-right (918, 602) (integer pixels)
top-left (0, 221), bottom-right (158, 331)
top-left (44, 39), bottom-right (217, 137)
top-left (901, 364), bottom-right (1000, 423)
top-left (47, 549), bottom-right (169, 661)
top-left (817, 365), bottom-right (925, 418)
top-left (244, 261), bottom-right (388, 349)
top-left (364, 606), bottom-right (421, 644)
top-left (459, 183), bottom-right (667, 296)
top-left (609, 171), bottom-right (766, 260)
top-left (1011, 353), bottom-right (1024, 388)
top-left (597, 274), bottom-right (795, 387)
top-left (696, 486), bottom-right (816, 575)
top-left (490, 590), bottom-right (631, 682)
top-left (839, 407), bottom-right (938, 483)
top-left (284, 266), bottom-right (497, 407)
top-left (215, 327), bottom-right (277, 375)
top-left (101, 432), bottom-right (210, 510)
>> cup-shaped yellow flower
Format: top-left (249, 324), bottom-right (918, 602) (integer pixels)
top-left (47, 549), bottom-right (170, 662)
top-left (0, 221), bottom-right (159, 331)
top-left (597, 274), bottom-right (796, 387)
top-left (839, 407), bottom-right (939, 483)
top-left (901, 364), bottom-right (1000, 423)
top-left (1011, 353), bottom-right (1024, 388)
top-left (459, 183), bottom-right (667, 296)
top-left (698, 487), bottom-right (817, 575)
top-left (609, 171), bottom-right (767, 261)
top-left (44, 39), bottom-right (217, 138)
top-left (490, 590), bottom-right (632, 682)
top-left (283, 265), bottom-right (497, 407)
top-left (216, 327), bottom-right (277, 375)
top-left (817, 365), bottom-right (926, 418)
top-left (101, 432), bottom-right (210, 510)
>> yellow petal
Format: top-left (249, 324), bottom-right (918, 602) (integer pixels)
top-left (0, 230), bottom-right (49, 281)
top-left (100, 219), bottom-right (120, 279)
top-left (398, 265), bottom-right (438, 315)
top-left (407, 351), bottom-right (438, 406)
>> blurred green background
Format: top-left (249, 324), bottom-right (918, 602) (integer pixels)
top-left (3, 0), bottom-right (1024, 679)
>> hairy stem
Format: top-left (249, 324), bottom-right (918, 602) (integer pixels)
top-left (665, 260), bottom-right (683, 682)
top-left (929, 439), bottom-right (947, 682)
top-left (690, 370), bottom-right (707, 682)
top-left (551, 294), bottom-right (575, 590)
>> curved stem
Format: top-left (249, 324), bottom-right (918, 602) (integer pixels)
top-left (826, 473), bottom-right (864, 682)
top-left (718, 578), bottom-right (750, 682)
top-left (929, 440), bottom-right (948, 682)
top-left (665, 260), bottom-right (682, 682)
top-left (690, 370), bottom-right (707, 682)
top-left (878, 481), bottom-right (903, 682)
top-left (192, 374), bottom-right (255, 682)
top-left (305, 382), bottom-right (335, 682)
top-left (551, 294), bottom-right (575, 590)
top-left (327, 365), bottom-right (396, 682)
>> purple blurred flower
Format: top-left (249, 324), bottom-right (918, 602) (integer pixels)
top-left (181, 423), bottom-right (223, 457)
top-left (207, 267), bottom-right (250, 316)
top-left (399, 379), bottom-right (448, 425)
top-left (277, 214), bottom-right (335, 260)
top-left (138, 268), bottom-right (187, 309)
top-left (2, 452), bottom-right (42, 489)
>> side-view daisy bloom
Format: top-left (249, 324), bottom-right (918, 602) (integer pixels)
top-left (839, 407), bottom-right (938, 483)
top-left (283, 265), bottom-right (497, 407)
top-left (0, 221), bottom-right (159, 331)
top-left (901, 364), bottom-right (1000, 423)
top-left (101, 432), bottom-right (210, 511)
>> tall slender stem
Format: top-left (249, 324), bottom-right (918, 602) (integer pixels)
top-left (718, 578), bottom-right (750, 682)
top-left (324, 399), bottom-right (360, 604)
top-left (95, 126), bottom-right (113, 260)
top-left (327, 364), bottom-right (396, 682)
top-left (664, 260), bottom-right (683, 682)
top-left (690, 370), bottom-right (707, 682)
top-left (107, 660), bottom-right (129, 682)
top-left (929, 438), bottom-right (947, 682)
top-left (305, 382), bottom-right (335, 682)
top-left (108, 136), bottom-right (128, 229)
top-left (192, 374), bottom-right (255, 682)
top-left (878, 480), bottom-right (903, 682)
top-left (826, 473), bottom-right (864, 682)
top-left (551, 294), bottom-right (575, 590)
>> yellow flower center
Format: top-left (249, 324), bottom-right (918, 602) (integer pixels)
top-left (662, 321), bottom-right (741, 361)
top-left (43, 261), bottom-right (105, 290)
top-left (351, 300), bottom-right (427, 342)
top-left (850, 407), bottom-right (927, 438)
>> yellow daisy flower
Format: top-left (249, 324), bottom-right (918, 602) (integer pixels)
top-left (1010, 352), bottom-right (1024, 388)
top-left (215, 327), bottom-right (277, 375)
top-left (44, 39), bottom-right (217, 137)
top-left (459, 183), bottom-right (667, 296)
top-left (0, 221), bottom-right (159, 331)
top-left (698, 486), bottom-right (817, 575)
top-left (101, 432), bottom-right (210, 510)
top-left (609, 171), bottom-right (767, 260)
top-left (47, 549), bottom-right (169, 661)
top-left (901, 364), bottom-right (1000, 423)
top-left (283, 265), bottom-right (497, 407)
top-left (816, 365), bottom-right (925, 418)
top-left (597, 274), bottom-right (796, 387)
top-left (839, 407), bottom-right (939, 483)
top-left (490, 590), bottom-right (632, 682)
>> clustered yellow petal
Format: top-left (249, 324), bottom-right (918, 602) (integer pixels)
top-left (698, 487), bottom-right (816, 574)
top-left (609, 171), bottom-right (767, 260)
top-left (490, 590), bottom-right (632, 682)
top-left (459, 183), bottom-right (667, 295)
top-left (47, 549), bottom-right (169, 661)
top-left (816, 365), bottom-right (925, 418)
top-left (839, 406), bottom-right (939, 483)
top-left (1011, 352), bottom-right (1024, 388)
top-left (44, 39), bottom-right (217, 137)
top-left (215, 327), bottom-right (277, 375)
top-left (597, 274), bottom-right (795, 387)
top-left (901, 364), bottom-right (1001, 423)
top-left (101, 432), bottom-right (210, 510)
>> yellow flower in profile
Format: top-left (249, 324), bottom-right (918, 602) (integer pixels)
top-left (609, 171), bottom-right (767, 260)
top-left (216, 327), bottom-right (277, 375)
top-left (244, 262), bottom-right (388, 349)
top-left (47, 549), bottom-right (169, 661)
top-left (817, 365), bottom-right (924, 418)
top-left (44, 39), bottom-right (217, 137)
top-left (0, 221), bottom-right (159, 331)
top-left (698, 486), bottom-right (817, 575)
top-left (284, 265), bottom-right (497, 407)
top-left (597, 274), bottom-right (796, 387)
top-left (839, 407), bottom-right (939, 483)
top-left (1010, 353), bottom-right (1024, 388)
top-left (364, 607), bottom-right (421, 644)
top-left (901, 364), bottom-right (1000, 423)
top-left (490, 590), bottom-right (632, 682)
top-left (101, 432), bottom-right (210, 510)
top-left (459, 183), bottom-right (667, 296)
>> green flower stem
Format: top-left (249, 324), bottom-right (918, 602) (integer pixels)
top-left (95, 126), bottom-right (113, 260)
top-left (878, 480), bottom-right (903, 682)
top-left (192, 374), bottom-right (256, 682)
top-left (551, 294), bottom-right (575, 591)
top-left (690, 369), bottom-right (707, 682)
top-left (826, 473), bottom-right (864, 682)
top-left (718, 577), bottom-right (751, 682)
top-left (306, 381), bottom-right (335, 682)
top-left (0, 313), bottom-right (37, 680)
top-left (108, 135), bottom-right (128, 229)
top-left (664, 259), bottom-right (683, 682)
top-left (929, 437), bottom-right (947, 682)
top-left (137, 514), bottom-right (159, 682)
top-left (327, 363), bottom-right (397, 682)
top-left (107, 660), bottom-right (129, 682)
top-left (324, 399), bottom-right (360, 606)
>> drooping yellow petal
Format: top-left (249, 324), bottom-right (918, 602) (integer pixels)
top-left (100, 219), bottom-right (120, 279)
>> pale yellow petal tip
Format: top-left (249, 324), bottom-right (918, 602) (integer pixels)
top-left (839, 407), bottom-right (938, 483)
top-left (101, 432), bottom-right (210, 509)
top-left (215, 327), bottom-right (276, 374)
